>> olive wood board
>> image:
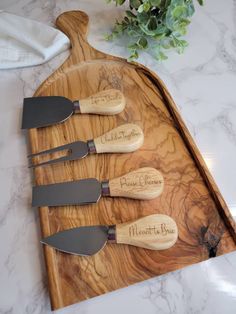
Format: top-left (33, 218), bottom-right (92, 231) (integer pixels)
top-left (28, 11), bottom-right (236, 311)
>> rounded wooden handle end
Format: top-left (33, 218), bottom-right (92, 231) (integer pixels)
top-left (94, 123), bottom-right (144, 154)
top-left (79, 89), bottom-right (126, 115)
top-left (116, 214), bottom-right (178, 250)
top-left (109, 167), bottom-right (164, 200)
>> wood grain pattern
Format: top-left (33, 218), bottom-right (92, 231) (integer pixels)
top-left (28, 11), bottom-right (236, 310)
top-left (109, 167), bottom-right (164, 200)
top-left (116, 214), bottom-right (178, 250)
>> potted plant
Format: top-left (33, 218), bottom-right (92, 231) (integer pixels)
top-left (106, 0), bottom-right (203, 60)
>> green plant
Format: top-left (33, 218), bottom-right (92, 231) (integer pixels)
top-left (105, 0), bottom-right (203, 60)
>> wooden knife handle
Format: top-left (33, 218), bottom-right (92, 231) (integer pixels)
top-left (78, 89), bottom-right (125, 115)
top-left (94, 124), bottom-right (144, 154)
top-left (108, 167), bottom-right (164, 200)
top-left (115, 214), bottom-right (178, 250)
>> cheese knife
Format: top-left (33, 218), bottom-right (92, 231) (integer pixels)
top-left (41, 214), bottom-right (178, 256)
top-left (22, 89), bottom-right (125, 129)
top-left (28, 123), bottom-right (144, 167)
top-left (32, 167), bottom-right (164, 207)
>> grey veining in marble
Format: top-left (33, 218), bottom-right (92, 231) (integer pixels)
top-left (0, 0), bottom-right (236, 313)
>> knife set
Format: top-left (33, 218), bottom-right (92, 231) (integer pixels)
top-left (23, 89), bottom-right (178, 256)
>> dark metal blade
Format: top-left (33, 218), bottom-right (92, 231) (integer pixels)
top-left (28, 141), bottom-right (89, 167)
top-left (21, 96), bottom-right (74, 129)
top-left (41, 225), bottom-right (108, 256)
top-left (32, 179), bottom-right (101, 207)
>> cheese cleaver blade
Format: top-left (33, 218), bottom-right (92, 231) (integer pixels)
top-left (41, 214), bottom-right (178, 256)
top-left (32, 178), bottom-right (101, 207)
top-left (21, 89), bottom-right (126, 129)
top-left (32, 167), bottom-right (165, 207)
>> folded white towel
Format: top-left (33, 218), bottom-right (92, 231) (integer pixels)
top-left (0, 11), bottom-right (70, 69)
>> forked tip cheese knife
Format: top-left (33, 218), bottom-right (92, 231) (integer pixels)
top-left (32, 167), bottom-right (164, 207)
top-left (41, 214), bottom-right (178, 256)
top-left (22, 89), bottom-right (126, 129)
top-left (28, 123), bottom-right (144, 167)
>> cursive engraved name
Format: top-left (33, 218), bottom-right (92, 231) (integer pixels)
top-left (129, 223), bottom-right (175, 237)
top-left (100, 129), bottom-right (141, 144)
top-left (90, 92), bottom-right (121, 105)
top-left (120, 175), bottom-right (162, 188)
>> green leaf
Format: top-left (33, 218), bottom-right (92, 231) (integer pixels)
top-left (147, 16), bottom-right (157, 30)
top-left (172, 6), bottom-right (187, 19)
top-left (137, 12), bottom-right (149, 24)
top-left (159, 51), bottom-right (168, 60)
top-left (104, 34), bottom-right (113, 41)
top-left (113, 23), bottom-right (124, 33)
top-left (130, 0), bottom-right (142, 8)
top-left (176, 39), bottom-right (188, 53)
top-left (143, 2), bottom-right (151, 12)
top-left (153, 33), bottom-right (166, 40)
top-left (197, 0), bottom-right (204, 5)
top-left (128, 48), bottom-right (139, 60)
top-left (126, 10), bottom-right (136, 18)
top-left (115, 0), bottom-right (126, 5)
top-left (162, 38), bottom-right (172, 49)
top-left (137, 37), bottom-right (148, 49)
top-left (139, 23), bottom-right (156, 36)
top-left (138, 4), bottom-right (144, 13)
top-left (150, 0), bottom-right (161, 7)
top-left (155, 50), bottom-right (168, 60)
top-left (179, 18), bottom-right (191, 27)
top-left (128, 42), bottom-right (139, 49)
top-left (187, 2), bottom-right (195, 16)
top-left (128, 54), bottom-right (138, 61)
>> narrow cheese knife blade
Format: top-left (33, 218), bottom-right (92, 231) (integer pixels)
top-left (41, 225), bottom-right (109, 256)
top-left (32, 168), bottom-right (165, 207)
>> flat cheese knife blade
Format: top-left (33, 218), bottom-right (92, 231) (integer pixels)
top-left (21, 89), bottom-right (125, 129)
top-left (32, 178), bottom-right (101, 207)
top-left (41, 225), bottom-right (109, 256)
top-left (41, 214), bottom-right (178, 256)
top-left (32, 167), bottom-right (165, 207)
top-left (22, 96), bottom-right (73, 129)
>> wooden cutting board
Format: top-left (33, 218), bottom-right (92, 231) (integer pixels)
top-left (28, 11), bottom-right (236, 310)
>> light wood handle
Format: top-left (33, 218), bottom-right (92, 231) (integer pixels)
top-left (109, 167), bottom-right (164, 200)
top-left (116, 214), bottom-right (178, 250)
top-left (94, 124), bottom-right (144, 154)
top-left (78, 89), bottom-right (125, 115)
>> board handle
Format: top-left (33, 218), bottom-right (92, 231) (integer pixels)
top-left (78, 89), bottom-right (126, 115)
top-left (56, 11), bottom-right (107, 62)
top-left (107, 167), bottom-right (164, 200)
top-left (115, 214), bottom-right (178, 250)
top-left (94, 124), bottom-right (144, 154)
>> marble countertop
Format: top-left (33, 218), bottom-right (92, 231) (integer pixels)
top-left (0, 0), bottom-right (236, 313)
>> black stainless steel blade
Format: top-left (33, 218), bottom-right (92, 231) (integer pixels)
top-left (29, 141), bottom-right (89, 167)
top-left (41, 225), bottom-right (108, 256)
top-left (32, 179), bottom-right (101, 207)
top-left (22, 96), bottom-right (74, 129)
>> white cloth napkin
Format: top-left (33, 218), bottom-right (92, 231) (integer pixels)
top-left (0, 11), bottom-right (70, 69)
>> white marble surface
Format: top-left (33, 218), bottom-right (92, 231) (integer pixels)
top-left (0, 0), bottom-right (236, 313)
